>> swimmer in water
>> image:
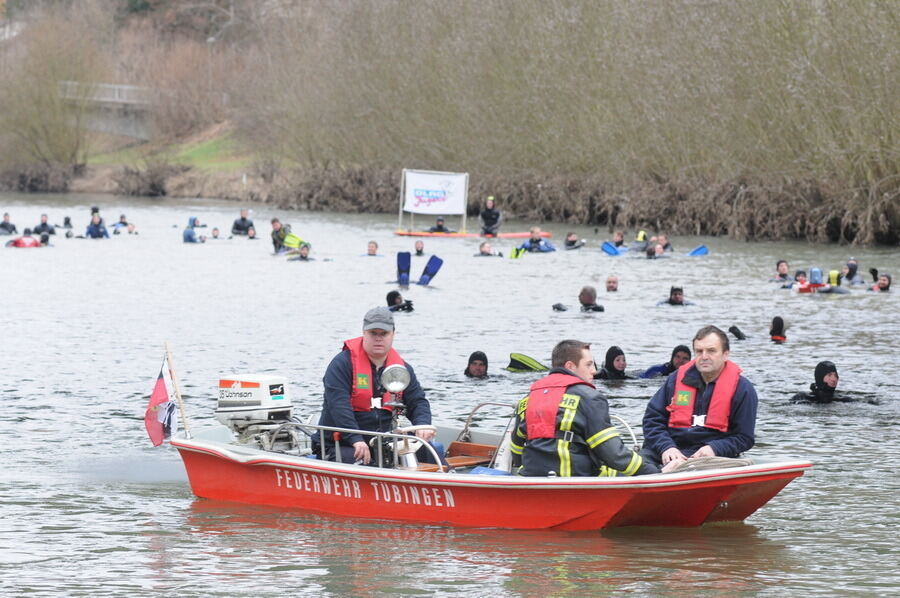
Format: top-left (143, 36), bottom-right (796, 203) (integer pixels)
top-left (578, 286), bottom-right (604, 312)
top-left (639, 345), bottom-right (691, 379)
top-left (594, 346), bottom-right (632, 380)
top-left (770, 316), bottom-right (787, 343)
top-left (564, 232), bottom-right (586, 250)
top-left (386, 290), bottom-right (414, 312)
top-left (464, 351), bottom-right (488, 378)
top-left (772, 260), bottom-right (792, 282)
top-left (868, 273), bottom-right (891, 293)
top-left (791, 361), bottom-right (849, 403)
top-left (658, 286), bottom-right (693, 306)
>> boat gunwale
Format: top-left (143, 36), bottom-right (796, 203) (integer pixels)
top-left (172, 436), bottom-right (813, 491)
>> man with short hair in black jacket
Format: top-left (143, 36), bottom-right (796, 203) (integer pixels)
top-left (510, 339), bottom-right (658, 477)
top-left (232, 208), bottom-right (254, 236)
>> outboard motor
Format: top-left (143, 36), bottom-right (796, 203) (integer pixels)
top-left (215, 375), bottom-right (293, 432)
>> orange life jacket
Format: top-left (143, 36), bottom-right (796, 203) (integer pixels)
top-left (667, 360), bottom-right (741, 432)
top-left (526, 373), bottom-right (592, 438)
top-left (770, 335), bottom-right (786, 343)
top-left (342, 337), bottom-right (404, 412)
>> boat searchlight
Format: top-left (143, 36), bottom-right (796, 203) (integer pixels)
top-left (381, 364), bottom-right (410, 395)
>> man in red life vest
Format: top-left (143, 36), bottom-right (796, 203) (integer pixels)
top-left (641, 325), bottom-right (758, 473)
top-left (509, 339), bottom-right (658, 477)
top-left (316, 307), bottom-right (437, 465)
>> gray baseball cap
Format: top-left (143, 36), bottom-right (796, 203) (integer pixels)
top-left (363, 306), bottom-right (395, 331)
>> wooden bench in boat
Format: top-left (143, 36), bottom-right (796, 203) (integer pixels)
top-left (416, 440), bottom-right (497, 472)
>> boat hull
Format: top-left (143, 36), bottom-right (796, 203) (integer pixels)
top-left (173, 437), bottom-right (811, 531)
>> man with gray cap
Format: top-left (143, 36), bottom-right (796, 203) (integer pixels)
top-left (317, 307), bottom-right (436, 465)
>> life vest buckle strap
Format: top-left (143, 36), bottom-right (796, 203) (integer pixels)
top-left (692, 414), bottom-right (706, 427)
top-left (558, 430), bottom-right (574, 443)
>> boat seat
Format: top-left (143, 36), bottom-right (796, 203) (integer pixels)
top-left (415, 463), bottom-right (448, 472)
top-left (445, 455), bottom-right (492, 468)
top-left (444, 441), bottom-right (496, 468)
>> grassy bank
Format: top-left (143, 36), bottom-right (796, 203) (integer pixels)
top-left (0, 1), bottom-right (897, 244)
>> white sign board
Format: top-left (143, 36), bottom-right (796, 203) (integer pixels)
top-left (402, 169), bottom-right (468, 215)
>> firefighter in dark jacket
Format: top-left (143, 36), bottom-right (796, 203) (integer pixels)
top-left (641, 325), bottom-right (758, 472)
top-left (510, 339), bottom-right (659, 477)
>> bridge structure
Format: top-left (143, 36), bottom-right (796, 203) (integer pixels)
top-left (59, 81), bottom-right (156, 140)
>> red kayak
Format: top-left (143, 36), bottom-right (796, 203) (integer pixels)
top-left (395, 230), bottom-right (552, 239)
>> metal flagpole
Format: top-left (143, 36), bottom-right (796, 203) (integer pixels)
top-left (398, 169), bottom-right (406, 231)
top-left (462, 173), bottom-right (469, 233)
top-left (164, 341), bottom-right (192, 438)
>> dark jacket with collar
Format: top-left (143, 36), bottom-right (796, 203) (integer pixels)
top-left (642, 363), bottom-right (757, 459)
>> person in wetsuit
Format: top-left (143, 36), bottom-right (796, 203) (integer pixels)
top-left (564, 232), bottom-right (585, 250)
top-left (869, 273), bottom-right (891, 293)
top-left (658, 286), bottom-right (694, 306)
top-left (414, 240), bottom-right (425, 256)
top-left (509, 339), bottom-right (658, 477)
top-left (770, 316), bottom-right (787, 343)
top-left (464, 351), bottom-right (488, 378)
top-left (578, 286), bottom-right (604, 312)
top-left (386, 290), bottom-right (414, 312)
top-left (791, 361), bottom-right (849, 403)
top-left (594, 346), bottom-right (632, 380)
top-left (32, 214), bottom-right (55, 236)
top-left (270, 218), bottom-right (290, 253)
top-left (87, 214), bottom-right (110, 239)
top-left (428, 217), bottom-right (453, 233)
top-left (772, 260), bottom-right (792, 282)
top-left (475, 241), bottom-right (502, 257)
top-left (640, 345), bottom-right (692, 379)
top-left (518, 226), bottom-right (556, 252)
top-left (231, 209), bottom-right (254, 236)
top-left (840, 259), bottom-right (867, 286)
top-left (657, 234), bottom-right (673, 252)
top-left (0, 212), bottom-right (17, 235)
top-left (480, 196), bottom-right (502, 236)
top-left (182, 217), bottom-right (204, 243)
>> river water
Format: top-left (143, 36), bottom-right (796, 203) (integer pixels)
top-left (1, 191), bottom-right (898, 596)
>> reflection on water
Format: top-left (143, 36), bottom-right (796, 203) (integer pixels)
top-left (1, 191), bottom-right (899, 595)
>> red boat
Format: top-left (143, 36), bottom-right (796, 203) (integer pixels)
top-left (172, 380), bottom-right (811, 531)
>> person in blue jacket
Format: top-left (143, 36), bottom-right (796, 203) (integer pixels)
top-left (641, 325), bottom-right (757, 471)
top-left (518, 226), bottom-right (556, 252)
top-left (85, 214), bottom-right (109, 239)
top-left (183, 217), bottom-right (205, 243)
top-left (640, 345), bottom-right (692, 379)
top-left (314, 307), bottom-right (441, 465)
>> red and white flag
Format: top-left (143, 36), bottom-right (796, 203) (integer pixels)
top-left (145, 356), bottom-right (178, 446)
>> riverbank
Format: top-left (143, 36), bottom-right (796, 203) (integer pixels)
top-left (2, 123), bottom-right (898, 246)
